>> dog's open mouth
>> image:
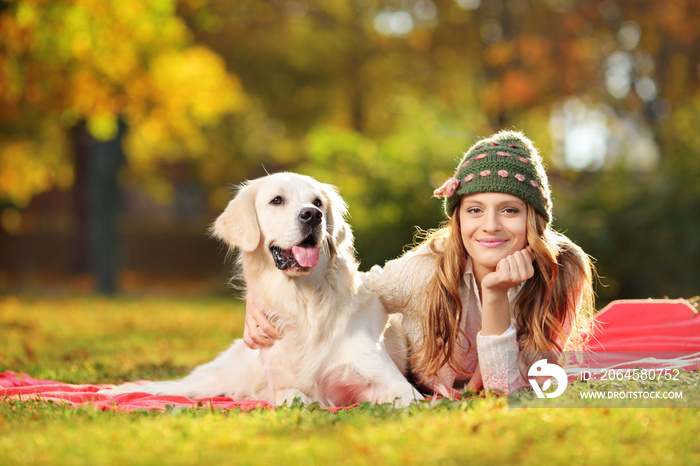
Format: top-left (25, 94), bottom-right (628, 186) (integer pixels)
top-left (270, 236), bottom-right (320, 271)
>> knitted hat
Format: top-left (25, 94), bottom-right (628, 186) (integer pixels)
top-left (433, 130), bottom-right (552, 222)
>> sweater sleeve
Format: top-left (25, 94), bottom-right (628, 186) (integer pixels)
top-left (476, 325), bottom-right (520, 393)
top-left (361, 243), bottom-right (434, 314)
top-left (476, 299), bottom-right (577, 394)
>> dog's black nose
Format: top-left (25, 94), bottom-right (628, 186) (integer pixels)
top-left (299, 207), bottom-right (322, 226)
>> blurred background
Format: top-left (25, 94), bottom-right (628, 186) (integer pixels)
top-left (0, 0), bottom-right (698, 305)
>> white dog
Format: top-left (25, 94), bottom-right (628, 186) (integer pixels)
top-left (104, 172), bottom-right (423, 408)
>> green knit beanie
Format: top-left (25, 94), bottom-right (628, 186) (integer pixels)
top-left (433, 130), bottom-right (552, 222)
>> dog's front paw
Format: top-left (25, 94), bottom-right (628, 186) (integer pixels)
top-left (392, 391), bottom-right (424, 408)
top-left (382, 384), bottom-right (424, 408)
top-left (274, 388), bottom-right (312, 407)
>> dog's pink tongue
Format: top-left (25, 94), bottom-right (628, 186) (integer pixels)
top-left (292, 246), bottom-right (319, 268)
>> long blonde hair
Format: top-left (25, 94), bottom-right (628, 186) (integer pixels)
top-left (411, 204), bottom-right (596, 383)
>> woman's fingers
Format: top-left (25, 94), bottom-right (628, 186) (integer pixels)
top-left (253, 313), bottom-right (282, 340)
top-left (491, 248), bottom-right (535, 289)
top-left (511, 249), bottom-right (535, 280)
top-left (244, 296), bottom-right (282, 348)
top-left (244, 311), bottom-right (267, 348)
top-left (243, 326), bottom-right (261, 350)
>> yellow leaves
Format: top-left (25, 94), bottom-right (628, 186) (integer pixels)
top-left (0, 127), bottom-right (72, 208)
top-left (0, 0), bottom-right (247, 206)
top-left (86, 114), bottom-right (120, 141)
top-left (122, 46), bottom-right (245, 172)
top-left (14, 1), bottom-right (37, 28)
top-left (149, 47), bottom-right (244, 126)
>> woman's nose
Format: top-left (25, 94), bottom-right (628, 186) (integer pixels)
top-left (481, 211), bottom-right (501, 231)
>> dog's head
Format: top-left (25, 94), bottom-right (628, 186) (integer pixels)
top-left (212, 172), bottom-right (352, 276)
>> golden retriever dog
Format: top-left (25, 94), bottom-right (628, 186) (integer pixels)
top-left (104, 172), bottom-right (422, 408)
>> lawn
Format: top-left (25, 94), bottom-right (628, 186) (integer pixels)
top-left (1, 295), bottom-right (699, 465)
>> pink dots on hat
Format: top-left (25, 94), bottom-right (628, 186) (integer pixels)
top-left (497, 170), bottom-right (508, 178)
top-left (496, 151), bottom-right (511, 157)
top-left (480, 170), bottom-right (491, 177)
top-left (489, 142), bottom-right (500, 146)
top-left (508, 143), bottom-right (520, 148)
top-left (518, 157), bottom-right (529, 163)
top-left (530, 180), bottom-right (539, 188)
top-left (460, 160), bottom-right (470, 169)
top-left (464, 173), bottom-right (474, 182)
top-left (515, 174), bottom-right (525, 182)
top-left (474, 153), bottom-right (488, 160)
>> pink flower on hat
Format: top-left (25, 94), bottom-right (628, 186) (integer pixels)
top-left (497, 170), bottom-right (508, 178)
top-left (480, 170), bottom-right (491, 177)
top-left (515, 174), bottom-right (525, 182)
top-left (433, 177), bottom-right (461, 198)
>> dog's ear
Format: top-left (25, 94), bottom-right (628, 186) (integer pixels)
top-left (211, 181), bottom-right (261, 252)
top-left (321, 183), bottom-right (353, 256)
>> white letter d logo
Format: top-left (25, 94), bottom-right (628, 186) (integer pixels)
top-left (528, 359), bottom-right (568, 398)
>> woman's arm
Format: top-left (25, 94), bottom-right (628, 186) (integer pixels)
top-left (363, 242), bottom-right (435, 314)
top-left (478, 284), bottom-right (580, 392)
top-left (480, 247), bottom-right (534, 335)
top-left (477, 247), bottom-right (534, 392)
top-left (477, 326), bottom-right (519, 392)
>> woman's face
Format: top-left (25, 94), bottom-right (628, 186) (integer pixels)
top-left (459, 192), bottom-right (528, 280)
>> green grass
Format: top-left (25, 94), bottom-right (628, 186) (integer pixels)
top-left (2, 295), bottom-right (699, 465)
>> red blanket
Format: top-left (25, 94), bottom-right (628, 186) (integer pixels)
top-left (588, 299), bottom-right (700, 352)
top-left (0, 372), bottom-right (272, 412)
top-left (2, 299), bottom-right (699, 411)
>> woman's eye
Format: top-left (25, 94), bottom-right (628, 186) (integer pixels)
top-left (466, 207), bottom-right (482, 215)
top-left (503, 207), bottom-right (520, 215)
top-left (312, 198), bottom-right (322, 208)
top-left (270, 196), bottom-right (283, 205)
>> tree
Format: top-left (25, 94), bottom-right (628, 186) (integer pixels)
top-left (0, 0), bottom-right (245, 292)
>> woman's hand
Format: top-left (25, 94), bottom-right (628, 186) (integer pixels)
top-left (243, 295), bottom-right (282, 349)
top-left (482, 246), bottom-right (535, 293)
top-left (480, 246), bottom-right (535, 335)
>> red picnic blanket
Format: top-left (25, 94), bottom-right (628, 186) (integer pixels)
top-left (0, 372), bottom-right (272, 412)
top-left (2, 299), bottom-right (699, 411)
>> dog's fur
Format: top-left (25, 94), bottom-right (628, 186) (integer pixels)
top-left (104, 172), bottom-right (422, 407)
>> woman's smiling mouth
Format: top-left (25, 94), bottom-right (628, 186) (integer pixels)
top-left (477, 238), bottom-right (508, 248)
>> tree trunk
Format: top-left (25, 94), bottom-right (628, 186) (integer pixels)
top-left (71, 120), bottom-right (126, 295)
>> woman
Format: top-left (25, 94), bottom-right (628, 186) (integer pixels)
top-left (245, 130), bottom-right (596, 396)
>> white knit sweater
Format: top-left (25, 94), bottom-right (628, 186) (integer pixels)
top-left (361, 241), bottom-right (524, 395)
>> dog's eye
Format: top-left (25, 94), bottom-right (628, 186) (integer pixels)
top-left (270, 196), bottom-right (283, 205)
top-left (312, 198), bottom-right (322, 208)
